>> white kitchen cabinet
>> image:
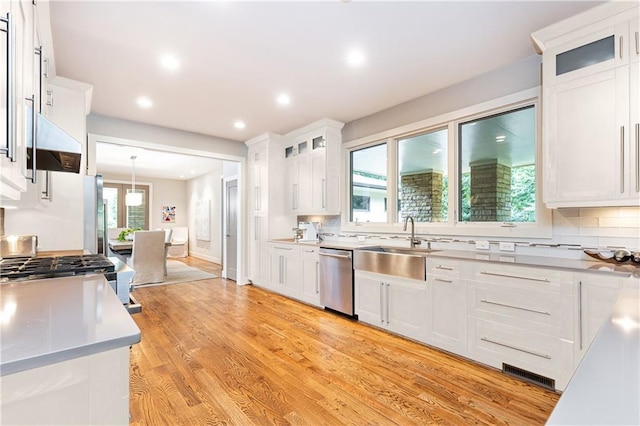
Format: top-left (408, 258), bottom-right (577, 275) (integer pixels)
top-left (355, 270), bottom-right (427, 342)
top-left (300, 246), bottom-right (321, 307)
top-left (268, 243), bottom-right (300, 298)
top-left (281, 119), bottom-right (343, 215)
top-left (0, 0), bottom-right (37, 200)
top-left (574, 273), bottom-right (625, 366)
top-left (532, 2), bottom-right (640, 207)
top-left (466, 261), bottom-right (575, 390)
top-left (246, 133), bottom-right (295, 286)
top-left (425, 259), bottom-right (468, 357)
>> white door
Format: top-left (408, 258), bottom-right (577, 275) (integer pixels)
top-left (225, 179), bottom-right (238, 281)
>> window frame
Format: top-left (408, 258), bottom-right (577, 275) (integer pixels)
top-left (342, 87), bottom-right (552, 238)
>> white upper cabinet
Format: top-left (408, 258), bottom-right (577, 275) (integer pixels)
top-left (281, 119), bottom-right (344, 215)
top-left (1, 0), bottom-right (37, 200)
top-left (532, 2), bottom-right (640, 208)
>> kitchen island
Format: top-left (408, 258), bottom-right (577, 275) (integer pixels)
top-left (0, 274), bottom-right (141, 425)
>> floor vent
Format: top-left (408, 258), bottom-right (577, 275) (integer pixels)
top-left (502, 363), bottom-right (555, 390)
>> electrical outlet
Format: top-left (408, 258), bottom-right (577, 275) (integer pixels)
top-left (475, 240), bottom-right (490, 250)
top-left (499, 242), bottom-right (515, 252)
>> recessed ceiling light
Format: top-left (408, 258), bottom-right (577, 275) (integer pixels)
top-left (160, 54), bottom-right (180, 71)
top-left (136, 96), bottom-right (153, 109)
top-left (432, 149), bottom-right (443, 154)
top-left (346, 49), bottom-right (365, 67)
top-left (276, 93), bottom-right (291, 106)
top-left (234, 120), bottom-right (246, 130)
top-left (496, 135), bottom-right (506, 142)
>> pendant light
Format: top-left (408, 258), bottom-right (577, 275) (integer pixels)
top-left (125, 155), bottom-right (143, 207)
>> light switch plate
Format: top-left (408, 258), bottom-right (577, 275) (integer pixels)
top-left (499, 242), bottom-right (515, 252)
top-left (475, 240), bottom-right (490, 250)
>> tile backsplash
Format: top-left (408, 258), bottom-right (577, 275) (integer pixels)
top-left (300, 207), bottom-right (640, 259)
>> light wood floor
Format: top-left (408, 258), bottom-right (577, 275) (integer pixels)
top-left (128, 257), bottom-right (559, 425)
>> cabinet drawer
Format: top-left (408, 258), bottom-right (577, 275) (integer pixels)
top-left (469, 282), bottom-right (574, 339)
top-left (468, 318), bottom-right (574, 390)
top-left (470, 263), bottom-right (573, 295)
top-left (300, 246), bottom-right (319, 260)
top-left (426, 258), bottom-right (461, 278)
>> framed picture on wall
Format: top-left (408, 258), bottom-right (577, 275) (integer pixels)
top-left (195, 199), bottom-right (211, 241)
top-left (162, 206), bottom-right (176, 223)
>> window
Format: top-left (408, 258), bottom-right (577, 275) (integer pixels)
top-left (458, 105), bottom-right (536, 223)
top-left (104, 183), bottom-right (150, 230)
top-left (344, 88), bottom-right (548, 237)
top-left (397, 128), bottom-right (448, 223)
top-left (350, 143), bottom-right (387, 223)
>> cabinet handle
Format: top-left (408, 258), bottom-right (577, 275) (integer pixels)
top-left (386, 283), bottom-right (390, 325)
top-left (479, 271), bottom-right (550, 283)
top-left (1, 12), bottom-right (14, 161)
top-left (46, 89), bottom-right (53, 107)
top-left (322, 178), bottom-right (326, 208)
top-left (318, 252), bottom-right (351, 259)
top-left (283, 257), bottom-right (287, 284)
top-left (279, 256), bottom-right (284, 284)
top-left (619, 36), bottom-right (623, 59)
top-left (578, 281), bottom-right (583, 351)
top-left (292, 183), bottom-right (298, 209)
top-left (435, 277), bottom-right (452, 283)
top-left (43, 58), bottom-right (49, 79)
top-left (480, 298), bottom-right (551, 316)
top-left (635, 123), bottom-right (639, 193)
top-left (380, 282), bottom-right (384, 324)
top-left (636, 31), bottom-right (639, 55)
top-left (436, 265), bottom-right (453, 271)
top-left (35, 46), bottom-right (42, 112)
top-left (315, 261), bottom-right (319, 294)
top-left (41, 171), bottom-right (51, 200)
top-left (621, 126), bottom-right (625, 194)
top-left (480, 337), bottom-right (551, 359)
top-left (26, 95), bottom-right (36, 184)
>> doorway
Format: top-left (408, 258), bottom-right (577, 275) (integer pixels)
top-left (225, 179), bottom-right (238, 281)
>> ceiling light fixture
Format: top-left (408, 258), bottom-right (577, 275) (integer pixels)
top-left (496, 135), bottom-right (506, 142)
top-left (136, 96), bottom-right (153, 109)
top-left (125, 155), bottom-right (143, 207)
top-left (160, 54), bottom-right (180, 71)
top-left (276, 93), bottom-right (291, 106)
top-left (234, 120), bottom-right (246, 129)
top-left (432, 149), bottom-right (443, 154)
top-left (347, 49), bottom-right (365, 67)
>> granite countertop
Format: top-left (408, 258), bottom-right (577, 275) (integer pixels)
top-left (0, 275), bottom-right (141, 376)
top-left (546, 279), bottom-right (640, 425)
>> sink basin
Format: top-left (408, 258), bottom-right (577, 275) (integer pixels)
top-left (354, 246), bottom-right (440, 281)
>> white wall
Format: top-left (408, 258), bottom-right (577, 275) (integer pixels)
top-left (100, 173), bottom-right (188, 230)
top-left (187, 162), bottom-right (224, 263)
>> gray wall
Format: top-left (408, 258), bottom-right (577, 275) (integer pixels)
top-left (87, 114), bottom-right (248, 159)
top-left (342, 55), bottom-right (541, 142)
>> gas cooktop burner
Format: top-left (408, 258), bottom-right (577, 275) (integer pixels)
top-left (0, 254), bottom-right (115, 281)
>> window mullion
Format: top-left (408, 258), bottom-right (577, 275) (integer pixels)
top-left (387, 139), bottom-right (398, 225)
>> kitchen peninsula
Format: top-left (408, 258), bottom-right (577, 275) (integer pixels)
top-left (0, 275), bottom-right (140, 425)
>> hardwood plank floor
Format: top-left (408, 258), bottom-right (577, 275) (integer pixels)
top-left (129, 257), bottom-right (559, 425)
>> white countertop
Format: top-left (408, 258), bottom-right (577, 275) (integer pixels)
top-left (547, 280), bottom-right (640, 425)
top-left (270, 239), bottom-right (636, 277)
top-left (0, 275), bottom-right (141, 376)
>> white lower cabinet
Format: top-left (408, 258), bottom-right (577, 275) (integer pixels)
top-left (355, 270), bottom-right (427, 342)
top-left (575, 273), bottom-right (625, 366)
top-left (300, 247), bottom-right (321, 306)
top-left (266, 243), bottom-right (323, 308)
top-left (466, 261), bottom-right (575, 390)
top-left (425, 259), bottom-right (468, 357)
top-left (269, 243), bottom-right (300, 297)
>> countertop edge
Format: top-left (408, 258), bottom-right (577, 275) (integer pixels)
top-left (0, 332), bottom-right (141, 377)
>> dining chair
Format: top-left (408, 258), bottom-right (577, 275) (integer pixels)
top-left (128, 230), bottom-right (166, 285)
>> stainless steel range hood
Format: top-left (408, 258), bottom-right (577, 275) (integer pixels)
top-left (26, 105), bottom-right (82, 174)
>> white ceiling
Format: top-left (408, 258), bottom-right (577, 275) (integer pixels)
top-left (49, 0), bottom-right (603, 146)
top-left (95, 142), bottom-right (223, 180)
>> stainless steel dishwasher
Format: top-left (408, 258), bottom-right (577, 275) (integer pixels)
top-left (319, 247), bottom-right (355, 317)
